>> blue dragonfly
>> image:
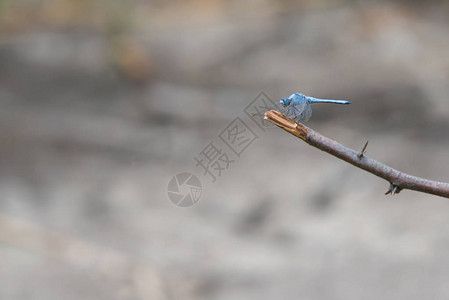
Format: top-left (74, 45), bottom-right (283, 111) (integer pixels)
top-left (278, 93), bottom-right (350, 122)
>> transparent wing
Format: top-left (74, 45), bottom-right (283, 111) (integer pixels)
top-left (283, 102), bottom-right (313, 122)
top-left (282, 102), bottom-right (305, 122)
top-left (250, 101), bottom-right (312, 125)
top-left (302, 102), bottom-right (312, 122)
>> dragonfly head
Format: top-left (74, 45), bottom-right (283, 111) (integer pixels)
top-left (280, 97), bottom-right (291, 107)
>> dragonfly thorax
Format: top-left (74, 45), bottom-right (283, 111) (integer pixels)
top-left (281, 93), bottom-right (308, 107)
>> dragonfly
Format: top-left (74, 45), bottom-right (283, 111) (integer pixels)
top-left (253, 93), bottom-right (350, 124)
top-left (279, 93), bottom-right (350, 122)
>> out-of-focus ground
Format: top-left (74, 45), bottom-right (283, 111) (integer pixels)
top-left (1, 0), bottom-right (449, 299)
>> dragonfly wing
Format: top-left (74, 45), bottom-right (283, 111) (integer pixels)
top-left (284, 102), bottom-right (306, 122)
top-left (250, 102), bottom-right (311, 125)
top-left (302, 102), bottom-right (312, 122)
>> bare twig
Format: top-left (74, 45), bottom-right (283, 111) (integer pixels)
top-left (264, 110), bottom-right (449, 198)
top-left (357, 140), bottom-right (369, 159)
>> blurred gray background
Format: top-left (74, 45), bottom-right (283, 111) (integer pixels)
top-left (1, 0), bottom-right (449, 299)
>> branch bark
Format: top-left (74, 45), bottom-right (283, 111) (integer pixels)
top-left (264, 110), bottom-right (449, 198)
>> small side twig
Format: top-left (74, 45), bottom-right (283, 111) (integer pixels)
top-left (264, 110), bottom-right (449, 198)
top-left (385, 183), bottom-right (402, 195)
top-left (357, 140), bottom-right (369, 159)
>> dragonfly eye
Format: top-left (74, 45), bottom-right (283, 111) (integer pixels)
top-left (280, 98), bottom-right (289, 107)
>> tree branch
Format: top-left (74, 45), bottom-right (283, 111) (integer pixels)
top-left (264, 110), bottom-right (449, 198)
